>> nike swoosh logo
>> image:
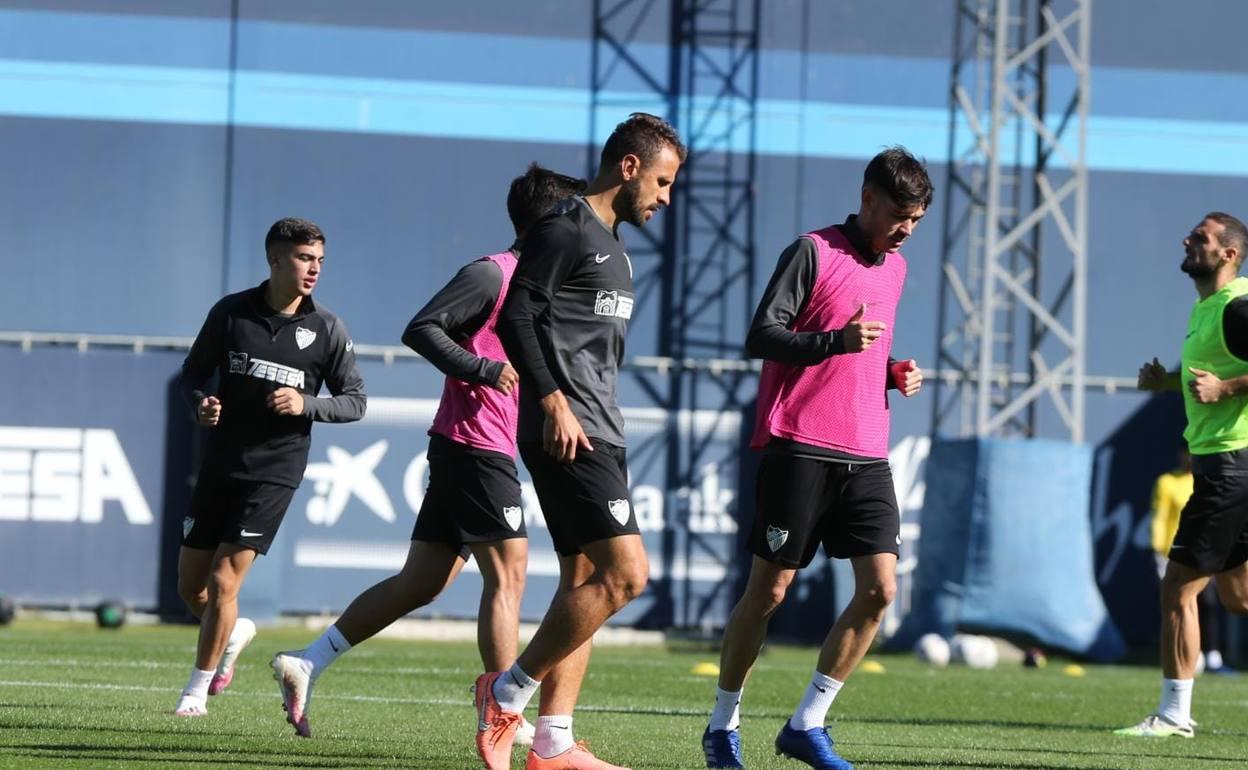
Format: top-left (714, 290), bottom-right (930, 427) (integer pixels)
top-left (814, 684), bottom-right (827, 693)
top-left (329, 639), bottom-right (340, 653)
top-left (551, 725), bottom-right (569, 730)
top-left (595, 253), bottom-right (611, 263)
top-left (240, 530), bottom-right (264, 538)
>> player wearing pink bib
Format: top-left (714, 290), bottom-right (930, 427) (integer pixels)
top-left (703, 148), bottom-right (932, 770)
top-left (271, 164), bottom-right (585, 741)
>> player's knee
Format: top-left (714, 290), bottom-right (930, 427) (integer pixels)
top-left (177, 579), bottom-right (206, 610)
top-left (602, 563), bottom-right (648, 609)
top-left (207, 569), bottom-right (243, 603)
top-left (500, 562), bottom-right (527, 602)
top-left (857, 579), bottom-right (896, 615)
top-left (1217, 585), bottom-right (1248, 614)
top-left (1159, 572), bottom-right (1189, 609)
top-left (742, 568), bottom-right (795, 614)
top-left (485, 558), bottom-right (527, 597)
top-left (753, 581), bottom-right (790, 614)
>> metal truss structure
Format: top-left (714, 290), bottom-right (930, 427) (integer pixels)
top-left (590, 0), bottom-right (760, 628)
top-left (932, 0), bottom-right (1091, 441)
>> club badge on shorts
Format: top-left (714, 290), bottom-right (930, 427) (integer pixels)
top-left (502, 506), bottom-right (522, 532)
top-left (766, 525), bottom-right (789, 552)
top-left (607, 499), bottom-right (631, 526)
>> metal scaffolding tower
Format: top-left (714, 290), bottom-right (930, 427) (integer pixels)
top-left (932, 0), bottom-right (1091, 442)
top-left (589, 0), bottom-right (676, 324)
top-left (590, 0), bottom-right (760, 628)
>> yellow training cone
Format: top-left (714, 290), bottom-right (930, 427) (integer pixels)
top-left (860, 660), bottom-right (886, 674)
top-left (692, 662), bottom-right (721, 677)
top-left (1063, 664), bottom-right (1086, 677)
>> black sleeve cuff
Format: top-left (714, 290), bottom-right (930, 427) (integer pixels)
top-left (826, 329), bottom-right (845, 356)
top-left (481, 358), bottom-right (504, 386)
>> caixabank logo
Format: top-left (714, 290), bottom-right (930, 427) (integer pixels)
top-left (0, 426), bottom-right (153, 524)
top-left (293, 398), bottom-right (745, 539)
top-left (298, 438), bottom-right (682, 534)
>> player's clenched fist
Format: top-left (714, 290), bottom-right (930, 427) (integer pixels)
top-left (1137, 357), bottom-right (1168, 391)
top-left (841, 303), bottom-right (887, 353)
top-left (267, 387), bottom-right (305, 416)
top-left (198, 395), bottom-right (222, 427)
top-left (891, 359), bottom-right (923, 397)
top-left (493, 362), bottom-right (519, 395)
top-left (1187, 367), bottom-right (1226, 404)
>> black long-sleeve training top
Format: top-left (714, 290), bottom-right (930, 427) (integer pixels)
top-left (180, 282), bottom-right (366, 488)
top-left (498, 197), bottom-right (634, 447)
top-left (400, 251), bottom-right (512, 385)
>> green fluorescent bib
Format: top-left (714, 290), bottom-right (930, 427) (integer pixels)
top-left (1182, 276), bottom-right (1248, 454)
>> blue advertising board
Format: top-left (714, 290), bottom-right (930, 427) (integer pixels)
top-left (0, 346), bottom-right (180, 607)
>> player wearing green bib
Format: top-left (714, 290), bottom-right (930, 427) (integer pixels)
top-left (1118, 212), bottom-right (1248, 739)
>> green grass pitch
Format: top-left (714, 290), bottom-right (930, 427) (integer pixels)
top-left (1, 621), bottom-right (1245, 769)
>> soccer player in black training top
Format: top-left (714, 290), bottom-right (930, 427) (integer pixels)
top-left (270, 165), bottom-right (585, 741)
top-left (174, 217), bottom-right (366, 717)
top-left (473, 113), bottom-right (685, 770)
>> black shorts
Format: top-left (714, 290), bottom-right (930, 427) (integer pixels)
top-left (183, 475), bottom-right (297, 555)
top-left (747, 454), bottom-right (900, 568)
top-left (1170, 450), bottom-right (1248, 574)
top-left (411, 434), bottom-right (526, 560)
top-left (519, 439), bottom-right (639, 557)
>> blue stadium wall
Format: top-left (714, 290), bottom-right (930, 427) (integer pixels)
top-left (3, 1), bottom-right (1248, 644)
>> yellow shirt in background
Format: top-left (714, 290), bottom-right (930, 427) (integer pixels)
top-left (1151, 469), bottom-right (1194, 555)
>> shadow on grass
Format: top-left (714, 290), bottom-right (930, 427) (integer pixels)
top-left (850, 714), bottom-right (1151, 735)
top-left (574, 703), bottom-right (1248, 741)
top-left (851, 715), bottom-right (1248, 740)
top-left (864, 758), bottom-right (1241, 770)
top-left (0, 744), bottom-right (462, 769)
top-left (862, 761), bottom-right (1099, 770)
top-left (0, 719), bottom-right (260, 741)
top-left (855, 737), bottom-right (1240, 765)
top-left (573, 704), bottom-right (1128, 735)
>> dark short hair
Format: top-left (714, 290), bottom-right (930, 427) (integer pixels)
top-left (507, 164), bottom-right (587, 235)
top-left (600, 112), bottom-right (688, 169)
top-left (264, 217), bottom-right (325, 254)
top-left (863, 146), bottom-right (934, 210)
top-left (1205, 211), bottom-right (1248, 263)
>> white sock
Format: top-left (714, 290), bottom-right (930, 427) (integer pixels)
top-left (788, 671), bottom-right (844, 731)
top-left (218, 617), bottom-right (256, 671)
top-left (183, 667), bottom-right (215, 699)
top-left (1206, 650), bottom-right (1224, 670)
top-left (532, 715), bottom-right (575, 759)
top-left (708, 687), bottom-right (743, 731)
top-left (227, 617), bottom-right (255, 645)
top-left (492, 663), bottom-right (540, 713)
top-left (303, 624), bottom-right (351, 674)
top-left (1158, 678), bottom-right (1194, 725)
